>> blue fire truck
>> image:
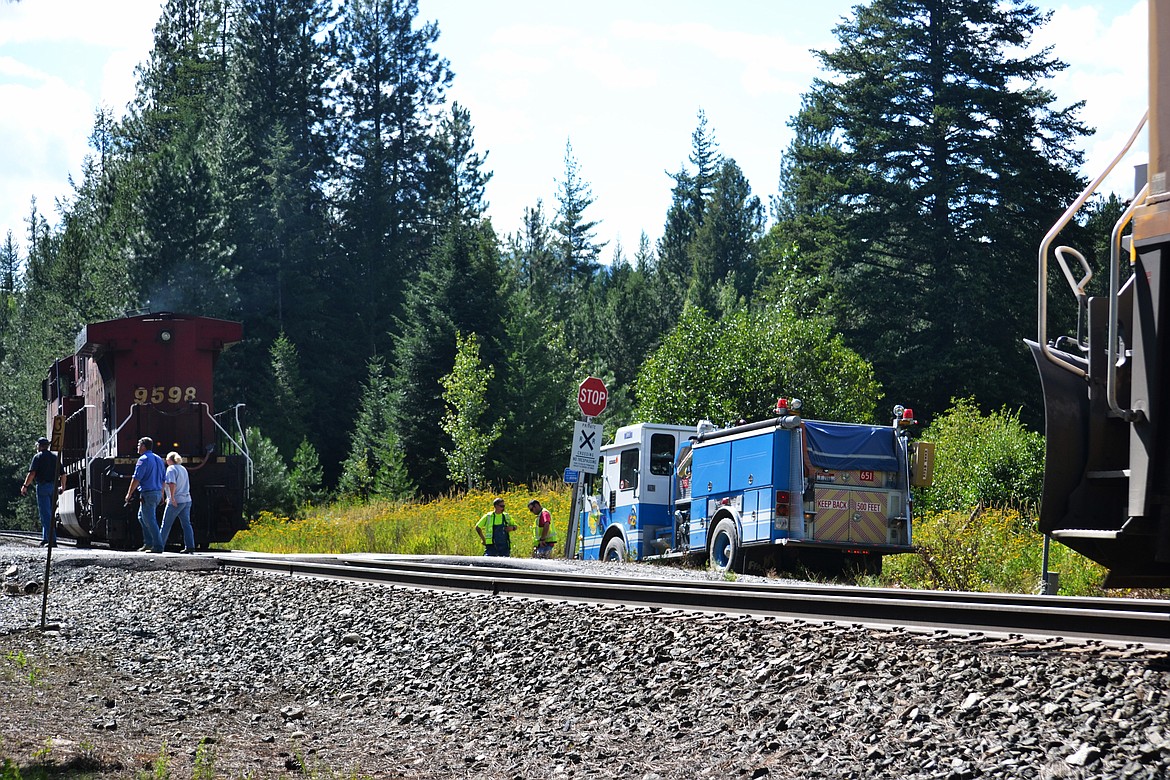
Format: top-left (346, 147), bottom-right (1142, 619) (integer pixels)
top-left (576, 400), bottom-right (934, 574)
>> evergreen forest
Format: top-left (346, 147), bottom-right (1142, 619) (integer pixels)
top-left (0, 0), bottom-right (1129, 516)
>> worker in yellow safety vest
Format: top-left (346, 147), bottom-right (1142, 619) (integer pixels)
top-left (476, 497), bottom-right (516, 557)
top-left (528, 499), bottom-right (559, 559)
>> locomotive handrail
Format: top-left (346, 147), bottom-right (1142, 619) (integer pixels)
top-left (85, 406), bottom-right (139, 472)
top-left (233, 403), bottom-right (253, 494)
top-left (1053, 246), bottom-right (1092, 348)
top-left (1107, 182), bottom-right (1151, 418)
top-left (200, 402), bottom-right (252, 500)
top-left (1038, 110), bottom-right (1147, 378)
top-left (198, 403), bottom-right (252, 469)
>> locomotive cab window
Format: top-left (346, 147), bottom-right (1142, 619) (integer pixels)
top-left (619, 448), bottom-right (639, 490)
top-left (649, 434), bottom-right (675, 476)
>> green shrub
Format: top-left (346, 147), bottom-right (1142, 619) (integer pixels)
top-left (916, 398), bottom-right (1044, 513)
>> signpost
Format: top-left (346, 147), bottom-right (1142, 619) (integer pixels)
top-left (566, 377), bottom-right (608, 560)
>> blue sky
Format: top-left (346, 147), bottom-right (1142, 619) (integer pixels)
top-left (0, 0), bottom-right (1148, 259)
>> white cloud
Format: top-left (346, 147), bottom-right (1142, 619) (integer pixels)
top-left (0, 0), bottom-right (161, 244)
top-left (0, 60), bottom-right (95, 238)
top-left (100, 47), bottom-right (148, 115)
top-left (0, 0), bottom-right (161, 48)
top-left (613, 20), bottom-right (821, 97)
top-left (1036, 1), bottom-right (1147, 198)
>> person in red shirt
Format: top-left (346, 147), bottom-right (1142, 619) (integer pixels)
top-left (528, 499), bottom-right (559, 559)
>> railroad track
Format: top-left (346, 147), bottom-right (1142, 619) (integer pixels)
top-left (4, 530), bottom-right (1166, 647)
top-left (0, 530), bottom-right (49, 544)
top-left (216, 553), bottom-right (1170, 648)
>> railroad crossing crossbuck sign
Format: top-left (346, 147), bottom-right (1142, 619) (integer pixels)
top-left (570, 421), bottom-right (604, 474)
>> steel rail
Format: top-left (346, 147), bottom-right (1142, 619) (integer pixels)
top-left (216, 554), bottom-right (1170, 647)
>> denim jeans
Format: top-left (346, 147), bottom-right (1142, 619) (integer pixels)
top-left (137, 489), bottom-right (164, 551)
top-left (35, 483), bottom-right (55, 543)
top-left (159, 501), bottom-right (194, 550)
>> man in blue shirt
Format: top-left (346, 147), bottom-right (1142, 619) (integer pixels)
top-left (125, 436), bottom-right (166, 553)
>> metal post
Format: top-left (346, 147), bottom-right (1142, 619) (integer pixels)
top-left (564, 480), bottom-right (580, 560)
top-left (1040, 533), bottom-right (1053, 595)
top-left (1150, 0), bottom-right (1170, 202)
top-left (39, 544), bottom-right (52, 629)
top-left (1136, 1), bottom-right (1170, 239)
top-left (41, 361), bottom-right (65, 629)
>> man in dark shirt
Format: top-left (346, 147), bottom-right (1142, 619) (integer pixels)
top-left (20, 437), bottom-right (59, 546)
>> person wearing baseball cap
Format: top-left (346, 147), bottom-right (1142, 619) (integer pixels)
top-left (20, 436), bottom-right (59, 546)
top-left (528, 499), bottom-right (559, 559)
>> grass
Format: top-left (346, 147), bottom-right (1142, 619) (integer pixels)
top-left (225, 482), bottom-right (1156, 597)
top-left (225, 480), bottom-right (574, 558)
top-left (881, 506), bottom-right (1114, 596)
top-left (0, 740), bottom-right (364, 780)
top-left (2, 651), bottom-right (41, 688)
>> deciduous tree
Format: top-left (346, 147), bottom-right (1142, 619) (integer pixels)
top-left (635, 305), bottom-right (881, 426)
top-left (440, 331), bottom-right (501, 489)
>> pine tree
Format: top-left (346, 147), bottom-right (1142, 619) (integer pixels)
top-left (289, 437), bottom-right (325, 507)
top-left (428, 102), bottom-right (492, 225)
top-left (495, 288), bottom-right (577, 482)
top-left (389, 220), bottom-right (508, 494)
top-left (0, 232), bottom-right (21, 361)
top-left (330, 0), bottom-right (453, 357)
top-left (685, 109), bottom-right (720, 222)
top-left (509, 201), bottom-right (560, 315)
top-left (206, 0), bottom-right (343, 471)
top-left (259, 333), bottom-right (311, 462)
top-left (773, 0), bottom-right (1087, 419)
top-left (133, 127), bottom-right (238, 314)
top-left (214, 0), bottom-right (334, 330)
top-left (338, 358), bottom-right (415, 500)
top-left (655, 112), bottom-right (722, 323)
top-left (125, 0), bottom-right (238, 313)
top-left (244, 427), bottom-right (296, 517)
top-left (653, 170), bottom-right (694, 324)
top-left (553, 140), bottom-right (606, 283)
top-left (600, 234), bottom-right (662, 389)
top-left (684, 158), bottom-right (764, 315)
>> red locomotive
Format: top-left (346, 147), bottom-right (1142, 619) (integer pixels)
top-left (44, 312), bottom-right (249, 549)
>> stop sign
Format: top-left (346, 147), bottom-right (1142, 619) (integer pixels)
top-left (577, 376), bottom-right (608, 417)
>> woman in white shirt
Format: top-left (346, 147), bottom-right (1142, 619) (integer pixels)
top-left (159, 452), bottom-right (195, 553)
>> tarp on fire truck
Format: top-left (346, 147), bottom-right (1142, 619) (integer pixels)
top-left (803, 420), bottom-right (899, 473)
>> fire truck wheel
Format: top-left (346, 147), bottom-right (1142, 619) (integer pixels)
top-left (708, 518), bottom-right (740, 574)
top-left (602, 535), bottom-right (627, 562)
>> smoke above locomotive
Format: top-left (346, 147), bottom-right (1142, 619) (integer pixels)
top-left (45, 312), bottom-right (250, 549)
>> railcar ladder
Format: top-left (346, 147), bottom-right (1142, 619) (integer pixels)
top-left (1032, 106), bottom-right (1170, 587)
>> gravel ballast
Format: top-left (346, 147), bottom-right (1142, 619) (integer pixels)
top-left (1, 545), bottom-right (1169, 779)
